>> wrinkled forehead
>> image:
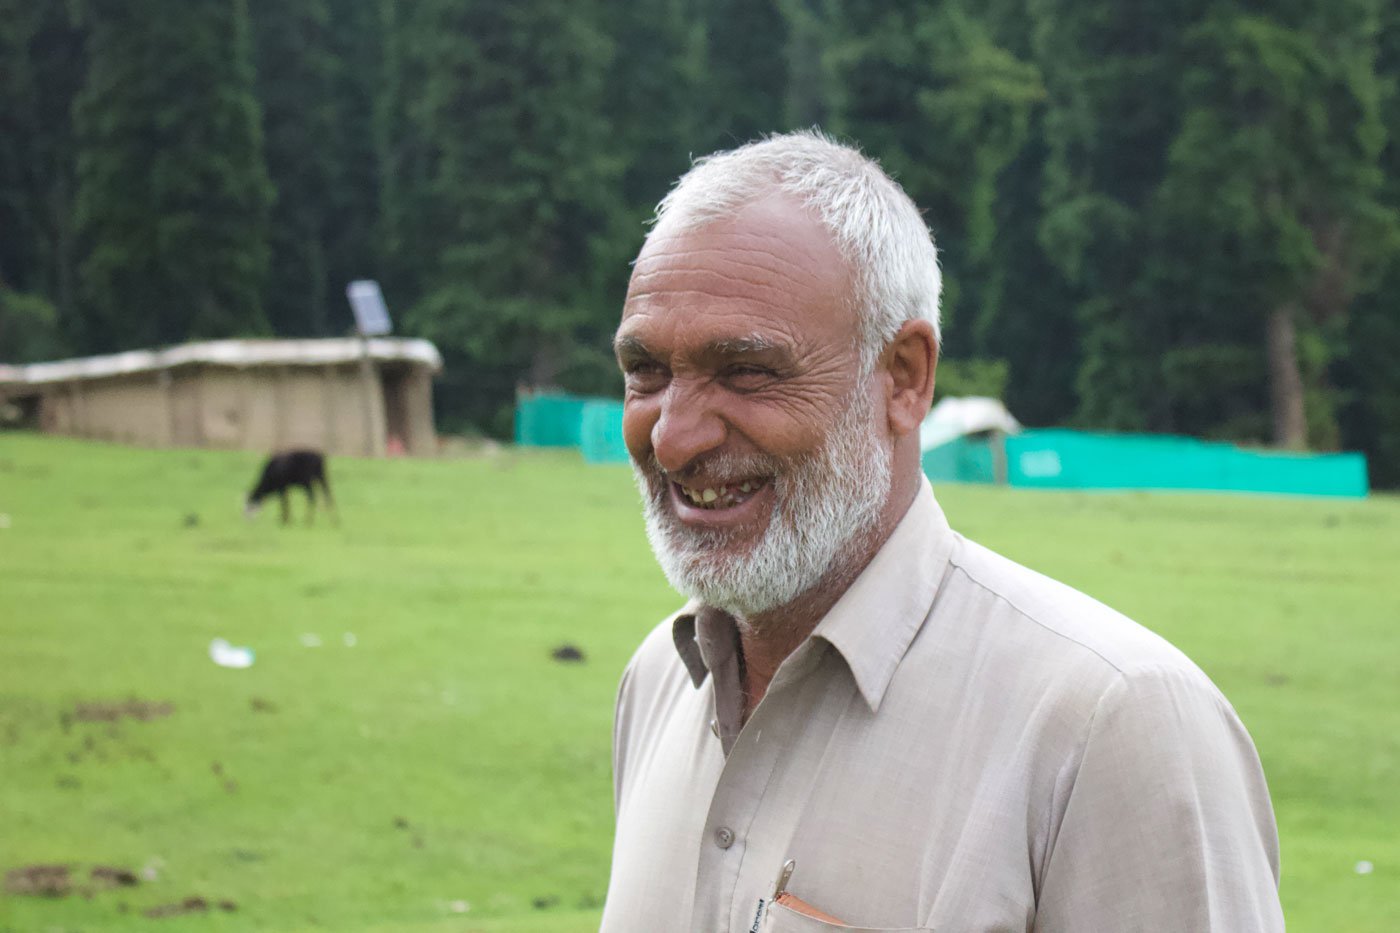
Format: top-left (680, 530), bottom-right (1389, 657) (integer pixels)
top-left (621, 196), bottom-right (858, 350)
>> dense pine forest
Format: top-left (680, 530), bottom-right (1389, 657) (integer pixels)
top-left (2, 0), bottom-right (1397, 484)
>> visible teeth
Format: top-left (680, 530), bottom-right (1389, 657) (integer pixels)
top-left (678, 481), bottom-right (764, 508)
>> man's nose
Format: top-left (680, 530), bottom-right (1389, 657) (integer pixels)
top-left (650, 382), bottom-right (727, 474)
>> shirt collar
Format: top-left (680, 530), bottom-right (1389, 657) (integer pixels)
top-left (670, 478), bottom-right (954, 712)
top-left (672, 602), bottom-right (730, 688)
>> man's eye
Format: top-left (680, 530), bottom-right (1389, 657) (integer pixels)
top-left (724, 365), bottom-right (776, 388)
top-left (624, 361), bottom-right (667, 389)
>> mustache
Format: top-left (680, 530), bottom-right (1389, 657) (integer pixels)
top-left (638, 451), bottom-right (783, 488)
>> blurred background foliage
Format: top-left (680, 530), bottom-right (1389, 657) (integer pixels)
top-left (1, 0), bottom-right (1398, 483)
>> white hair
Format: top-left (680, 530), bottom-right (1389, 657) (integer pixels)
top-left (648, 129), bottom-right (942, 372)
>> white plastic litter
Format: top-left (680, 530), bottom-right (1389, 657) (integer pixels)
top-left (1355, 860), bottom-right (1374, 875)
top-left (209, 638), bottom-right (255, 669)
top-left (300, 633), bottom-right (322, 648)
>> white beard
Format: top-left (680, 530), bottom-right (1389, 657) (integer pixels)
top-left (633, 387), bottom-right (893, 617)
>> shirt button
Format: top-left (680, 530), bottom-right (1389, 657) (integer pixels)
top-left (714, 826), bottom-right (735, 849)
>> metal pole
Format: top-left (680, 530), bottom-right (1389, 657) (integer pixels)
top-left (358, 333), bottom-right (379, 457)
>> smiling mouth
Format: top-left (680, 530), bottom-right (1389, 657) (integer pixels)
top-left (674, 478), bottom-right (770, 510)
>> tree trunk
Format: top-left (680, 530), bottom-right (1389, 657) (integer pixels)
top-left (1266, 305), bottom-right (1308, 450)
top-left (528, 341), bottom-right (564, 391)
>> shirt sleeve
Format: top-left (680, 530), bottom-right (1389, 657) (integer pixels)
top-left (611, 658), bottom-right (636, 816)
top-left (1034, 667), bottom-right (1284, 931)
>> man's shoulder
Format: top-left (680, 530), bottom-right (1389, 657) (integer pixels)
top-left (937, 534), bottom-right (1211, 690)
top-left (625, 607), bottom-right (688, 672)
top-left (617, 607), bottom-right (694, 704)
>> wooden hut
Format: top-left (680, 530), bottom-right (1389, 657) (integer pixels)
top-left (0, 338), bottom-right (442, 457)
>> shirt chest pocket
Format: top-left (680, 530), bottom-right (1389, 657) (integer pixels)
top-left (763, 900), bottom-right (934, 933)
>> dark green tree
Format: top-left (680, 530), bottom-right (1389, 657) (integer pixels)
top-left (0, 284), bottom-right (66, 362)
top-left (322, 0), bottom-right (385, 322)
top-left (249, 0), bottom-right (339, 337)
top-left (249, 0), bottom-right (384, 338)
top-left (1155, 0), bottom-right (1393, 449)
top-left (957, 0), bottom-right (1080, 425)
top-left (587, 0), bottom-right (708, 389)
top-left (381, 0), bottom-right (619, 434)
top-left (975, 115), bottom-right (1082, 426)
top-left (829, 1), bottom-right (1042, 399)
top-left (1338, 2), bottom-right (1400, 484)
top-left (1032, 0), bottom-right (1212, 433)
top-left (0, 0), bottom-right (84, 354)
top-left (72, 0), bottom-right (272, 351)
top-left (1035, 0), bottom-right (1393, 450)
top-left (697, 0), bottom-right (793, 149)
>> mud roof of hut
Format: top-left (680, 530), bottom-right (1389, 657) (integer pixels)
top-left (0, 337), bottom-right (443, 389)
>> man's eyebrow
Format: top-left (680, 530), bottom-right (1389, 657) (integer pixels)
top-left (613, 333), bottom-right (788, 359)
top-left (613, 334), bottom-right (651, 359)
top-left (706, 335), bottom-right (782, 356)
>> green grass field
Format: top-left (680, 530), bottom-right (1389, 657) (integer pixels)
top-left (2, 433), bottom-right (1397, 931)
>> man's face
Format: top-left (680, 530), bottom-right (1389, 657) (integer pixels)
top-left (615, 196), bottom-right (893, 616)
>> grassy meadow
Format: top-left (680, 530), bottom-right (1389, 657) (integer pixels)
top-left (1, 433), bottom-right (1397, 931)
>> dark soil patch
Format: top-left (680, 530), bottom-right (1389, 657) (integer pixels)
top-left (551, 644), bottom-right (586, 663)
top-left (5, 864), bottom-right (72, 897)
top-left (91, 865), bottom-right (139, 888)
top-left (4, 863), bottom-right (141, 898)
top-left (144, 896), bottom-right (237, 918)
top-left (71, 699), bottom-right (174, 723)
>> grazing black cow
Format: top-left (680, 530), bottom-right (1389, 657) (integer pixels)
top-left (245, 450), bottom-right (336, 525)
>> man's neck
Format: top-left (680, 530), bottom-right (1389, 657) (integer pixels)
top-left (733, 468), bottom-right (921, 718)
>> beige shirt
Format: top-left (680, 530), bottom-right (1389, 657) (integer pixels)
top-left (602, 481), bottom-right (1283, 933)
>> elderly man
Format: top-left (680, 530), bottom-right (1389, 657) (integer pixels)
top-left (602, 132), bottom-right (1283, 932)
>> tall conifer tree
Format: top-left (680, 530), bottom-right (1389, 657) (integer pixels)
top-left (249, 0), bottom-right (383, 338)
top-left (1156, 0), bottom-right (1392, 449)
top-left (831, 1), bottom-right (1041, 345)
top-left (0, 0), bottom-right (84, 352)
top-left (73, 0), bottom-right (272, 351)
top-left (1337, 3), bottom-right (1400, 481)
top-left (249, 0), bottom-right (339, 337)
top-left (382, 0), bottom-right (617, 433)
top-left (1032, 0), bottom-right (1211, 433)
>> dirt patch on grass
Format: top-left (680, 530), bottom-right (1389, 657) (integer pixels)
top-left (5, 864), bottom-right (72, 897)
top-left (91, 865), bottom-right (140, 888)
top-left (4, 863), bottom-right (141, 898)
top-left (7, 862), bottom-right (235, 918)
top-left (70, 699), bottom-right (174, 723)
top-left (145, 896), bottom-right (238, 918)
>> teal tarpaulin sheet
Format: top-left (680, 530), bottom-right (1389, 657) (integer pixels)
top-left (580, 399), bottom-right (629, 463)
top-left (921, 436), bottom-right (997, 484)
top-left (515, 394), bottom-right (603, 447)
top-left (1006, 429), bottom-right (1368, 498)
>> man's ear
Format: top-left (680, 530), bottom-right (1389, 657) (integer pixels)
top-left (882, 319), bottom-right (937, 438)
